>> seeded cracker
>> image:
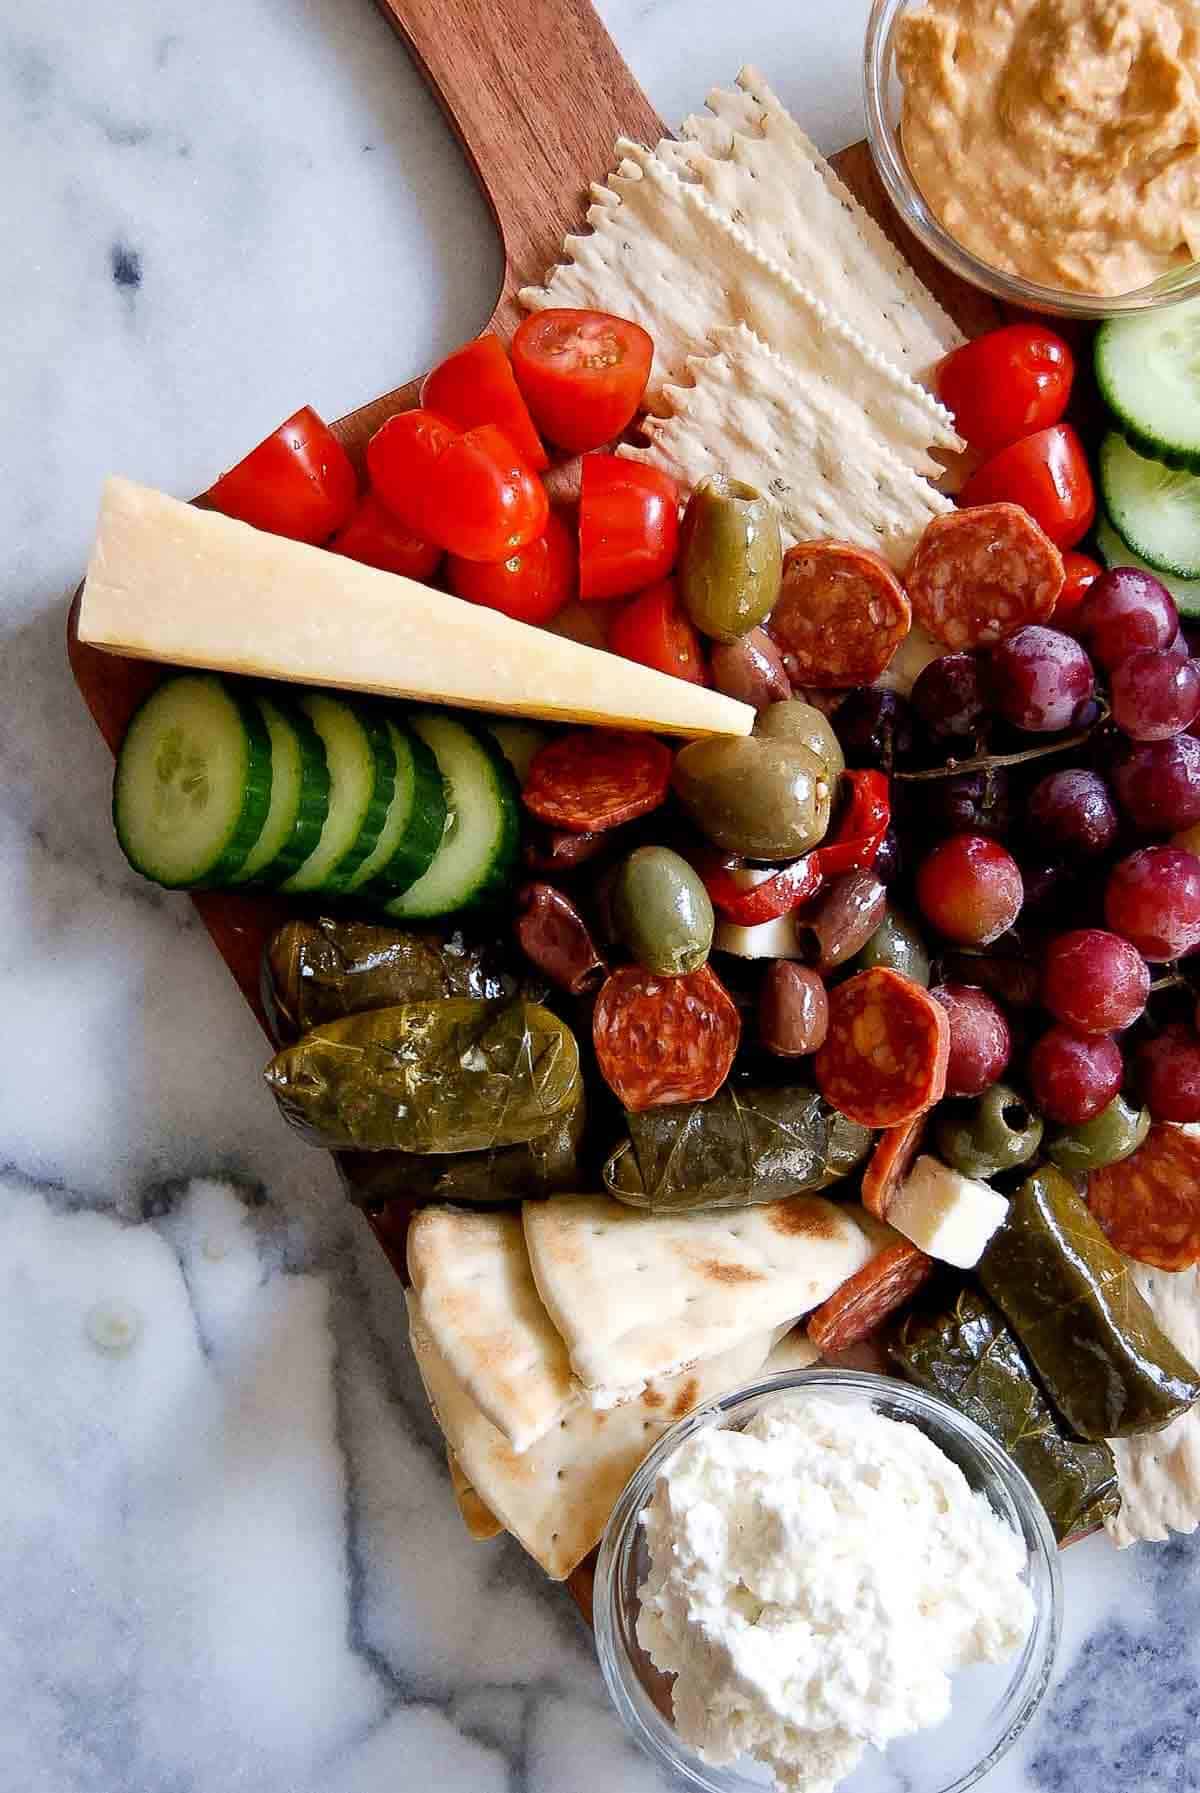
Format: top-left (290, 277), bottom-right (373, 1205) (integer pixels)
top-left (1106, 1258), bottom-right (1200, 1546)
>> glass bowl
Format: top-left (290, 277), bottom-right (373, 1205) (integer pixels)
top-left (863, 0), bottom-right (1200, 320)
top-left (594, 1368), bottom-right (1061, 1793)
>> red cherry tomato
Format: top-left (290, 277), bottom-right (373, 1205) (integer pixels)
top-left (367, 410), bottom-right (548, 563)
top-left (206, 406), bottom-right (357, 544)
top-left (579, 456), bottom-right (679, 601)
top-left (960, 422), bottom-right (1096, 550)
top-left (328, 490), bottom-right (442, 580)
top-left (421, 334), bottom-right (548, 471)
top-left (607, 577), bottom-right (707, 683)
top-left (1054, 550), bottom-right (1103, 624)
top-left (511, 310), bottom-right (653, 453)
top-left (446, 508), bottom-right (576, 626)
top-left (935, 325), bottom-right (1075, 459)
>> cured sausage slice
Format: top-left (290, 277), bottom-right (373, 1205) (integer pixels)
top-left (524, 731), bottom-right (672, 833)
top-left (769, 541), bottom-right (911, 689)
top-left (593, 963), bottom-right (740, 1111)
top-left (906, 503), bottom-right (1064, 649)
top-left (861, 1114), bottom-right (928, 1220)
top-left (807, 1239), bottom-right (933, 1354)
top-left (1087, 1124), bottom-right (1200, 1270)
top-left (815, 967), bottom-right (949, 1128)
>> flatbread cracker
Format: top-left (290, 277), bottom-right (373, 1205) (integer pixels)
top-left (1106, 1262), bottom-right (1200, 1547)
top-left (522, 1191), bottom-right (872, 1394)
top-left (518, 140), bottom-right (962, 479)
top-left (407, 1206), bottom-right (580, 1454)
top-left (447, 1449), bottom-right (503, 1541)
top-left (620, 323), bottom-right (952, 569)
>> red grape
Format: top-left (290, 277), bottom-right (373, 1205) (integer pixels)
top-left (1029, 1024), bottom-right (1123, 1124)
top-left (832, 688), bottom-right (914, 772)
top-left (1110, 649), bottom-right (1200, 740)
top-left (924, 768), bottom-right (1012, 839)
top-left (911, 653), bottom-right (988, 739)
top-left (1135, 1023), bottom-right (1200, 1122)
top-left (1112, 734), bottom-right (1200, 832)
top-left (1019, 855), bottom-right (1081, 921)
top-left (1027, 768), bottom-right (1118, 856)
top-left (1073, 567), bottom-right (1179, 670)
top-left (930, 983), bottom-right (1012, 1096)
top-left (988, 626), bottom-right (1094, 733)
top-left (1105, 845), bottom-right (1200, 960)
top-left (916, 834), bottom-right (1024, 945)
top-left (1040, 928), bottom-right (1149, 1033)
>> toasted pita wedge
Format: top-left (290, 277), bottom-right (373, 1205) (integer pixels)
top-left (1107, 1262), bottom-right (1200, 1547)
top-left (447, 1449), bottom-right (503, 1541)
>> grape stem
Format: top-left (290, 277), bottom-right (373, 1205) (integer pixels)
top-left (894, 703), bottom-right (1110, 782)
top-left (1148, 972), bottom-right (1186, 996)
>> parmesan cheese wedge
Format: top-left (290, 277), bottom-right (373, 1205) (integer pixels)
top-left (888, 1155), bottom-right (1009, 1269)
top-left (79, 479), bottom-right (753, 738)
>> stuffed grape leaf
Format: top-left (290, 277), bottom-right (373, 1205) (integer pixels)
top-left (337, 1096), bottom-right (585, 1207)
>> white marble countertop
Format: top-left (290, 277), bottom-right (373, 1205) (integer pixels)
top-left (2, 1), bottom-right (1196, 1788)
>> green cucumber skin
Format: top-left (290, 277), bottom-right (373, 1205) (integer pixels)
top-left (237, 691), bottom-right (332, 887)
top-left (386, 715), bottom-right (521, 920)
top-left (1095, 508), bottom-right (1200, 619)
top-left (1096, 311), bottom-right (1200, 474)
top-left (357, 724), bottom-right (449, 902)
top-left (1105, 412), bottom-right (1200, 478)
top-left (314, 702), bottom-right (399, 895)
top-left (1098, 431), bottom-right (1200, 582)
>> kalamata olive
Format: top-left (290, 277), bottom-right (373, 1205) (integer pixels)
top-left (672, 736), bottom-right (834, 860)
top-left (754, 700), bottom-right (846, 783)
top-left (709, 629), bottom-right (792, 711)
top-left (524, 825), bottom-right (611, 874)
top-left (829, 687), bottom-right (915, 772)
top-left (856, 908), bottom-right (931, 985)
top-left (806, 870), bottom-right (887, 973)
top-left (610, 846), bottom-right (715, 976)
top-left (515, 884), bottom-right (607, 995)
top-left (677, 475), bottom-right (783, 642)
top-left (1047, 1093), bottom-right (1150, 1174)
top-left (758, 961), bottom-right (829, 1057)
top-left (934, 1082), bottom-right (1043, 1179)
top-left (929, 982), bottom-right (1011, 1096)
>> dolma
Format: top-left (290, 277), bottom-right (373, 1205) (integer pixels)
top-left (603, 1086), bottom-right (866, 1212)
top-left (979, 1165), bottom-right (1200, 1439)
top-left (337, 1096), bottom-right (585, 1207)
top-left (264, 999), bottom-right (581, 1153)
top-left (889, 1284), bottom-right (1120, 1542)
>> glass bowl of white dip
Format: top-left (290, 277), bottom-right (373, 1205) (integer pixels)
top-left (594, 1368), bottom-right (1061, 1793)
top-left (862, 0), bottom-right (1200, 319)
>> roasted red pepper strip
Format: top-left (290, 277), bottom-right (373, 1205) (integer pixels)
top-left (812, 771), bottom-right (890, 879)
top-left (696, 850), bottom-right (823, 927)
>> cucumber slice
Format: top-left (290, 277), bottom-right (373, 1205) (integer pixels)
top-left (1099, 431), bottom-right (1200, 579)
top-left (232, 692), bottom-right (330, 885)
top-left (344, 719), bottom-right (448, 898)
top-left (1096, 297), bottom-right (1200, 472)
top-left (386, 713), bottom-right (519, 919)
top-left (114, 673), bottom-right (272, 887)
top-left (281, 693), bottom-right (396, 894)
top-left (486, 719), bottom-right (549, 787)
top-left (1095, 509), bottom-right (1200, 618)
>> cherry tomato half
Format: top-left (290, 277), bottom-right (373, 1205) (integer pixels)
top-left (328, 490), bottom-right (442, 580)
top-left (421, 334), bottom-right (548, 471)
top-left (1054, 550), bottom-right (1103, 625)
top-left (446, 507), bottom-right (576, 626)
top-left (936, 325), bottom-right (1075, 460)
top-left (206, 405), bottom-right (357, 544)
top-left (960, 422), bottom-right (1096, 550)
top-left (607, 578), bottom-right (706, 683)
top-left (367, 410), bottom-right (548, 563)
top-left (511, 310), bottom-right (653, 453)
top-left (579, 455), bottom-right (679, 601)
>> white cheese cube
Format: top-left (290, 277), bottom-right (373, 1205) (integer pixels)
top-left (887, 1154), bottom-right (1008, 1269)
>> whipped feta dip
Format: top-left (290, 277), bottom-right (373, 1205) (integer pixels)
top-left (636, 1393), bottom-right (1034, 1793)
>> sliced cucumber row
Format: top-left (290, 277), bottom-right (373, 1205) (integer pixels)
top-left (387, 713), bottom-right (520, 919)
top-left (1096, 297), bottom-right (1200, 473)
top-left (1095, 509), bottom-right (1200, 618)
top-left (1099, 431), bottom-right (1200, 581)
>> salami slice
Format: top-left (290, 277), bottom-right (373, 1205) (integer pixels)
top-left (1087, 1124), bottom-right (1200, 1270)
top-left (769, 542), bottom-right (911, 689)
top-left (861, 1114), bottom-right (928, 1220)
top-left (523, 730), bottom-right (672, 833)
top-left (593, 963), bottom-right (740, 1111)
top-left (906, 503), bottom-right (1064, 650)
top-left (815, 967), bottom-right (949, 1128)
top-left (807, 1239), bottom-right (933, 1354)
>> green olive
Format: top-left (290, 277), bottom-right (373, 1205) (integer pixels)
top-left (754, 701), bottom-right (846, 784)
top-left (611, 846), bottom-right (714, 976)
top-left (1047, 1095), bottom-right (1151, 1176)
top-left (934, 1083), bottom-right (1044, 1180)
top-left (677, 476), bottom-right (783, 643)
top-left (856, 909), bottom-right (931, 987)
top-left (672, 736), bottom-right (834, 861)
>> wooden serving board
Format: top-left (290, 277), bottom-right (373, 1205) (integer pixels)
top-left (66, 0), bottom-right (1004, 1614)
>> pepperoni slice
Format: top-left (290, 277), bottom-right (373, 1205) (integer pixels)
top-left (861, 1114), bottom-right (928, 1220)
top-left (814, 967), bottom-right (950, 1128)
top-left (593, 963), bottom-right (740, 1111)
top-left (807, 1239), bottom-right (934, 1354)
top-left (906, 503), bottom-right (1064, 650)
top-left (523, 730), bottom-right (672, 833)
top-left (769, 542), bottom-right (911, 689)
top-left (1087, 1124), bottom-right (1200, 1270)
